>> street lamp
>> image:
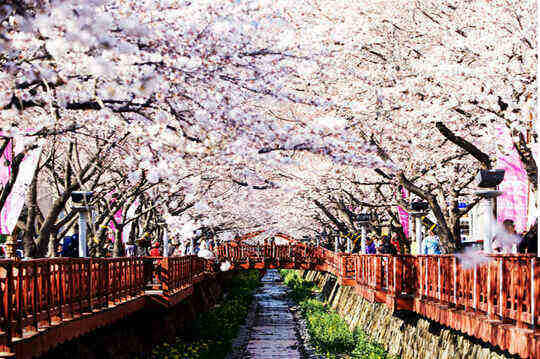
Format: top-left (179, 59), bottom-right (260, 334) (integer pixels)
top-left (71, 191), bottom-right (93, 257)
top-left (409, 201), bottom-right (428, 254)
top-left (356, 213), bottom-right (371, 253)
top-left (474, 169), bottom-right (505, 253)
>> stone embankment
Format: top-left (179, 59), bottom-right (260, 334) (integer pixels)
top-left (301, 270), bottom-right (518, 359)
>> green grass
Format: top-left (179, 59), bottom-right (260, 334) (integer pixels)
top-left (280, 270), bottom-right (398, 359)
top-left (148, 270), bottom-right (261, 359)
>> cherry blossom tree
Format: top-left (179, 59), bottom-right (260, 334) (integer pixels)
top-left (0, 0), bottom-right (536, 256)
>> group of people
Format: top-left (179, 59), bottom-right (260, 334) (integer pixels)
top-left (492, 219), bottom-right (537, 254)
top-left (317, 232), bottom-right (408, 255)
top-left (11, 217), bottom-right (536, 259)
top-left (316, 218), bottom-right (536, 256)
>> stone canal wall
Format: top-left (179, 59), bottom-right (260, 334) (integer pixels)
top-left (301, 270), bottom-right (516, 359)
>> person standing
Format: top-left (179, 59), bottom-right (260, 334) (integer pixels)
top-left (421, 229), bottom-right (441, 254)
top-left (149, 241), bottom-right (161, 256)
top-left (390, 233), bottom-right (401, 254)
top-left (125, 243), bottom-right (136, 256)
top-left (518, 220), bottom-right (537, 254)
top-left (378, 236), bottom-right (397, 255)
top-left (366, 237), bottom-right (377, 254)
top-left (61, 227), bottom-right (79, 257)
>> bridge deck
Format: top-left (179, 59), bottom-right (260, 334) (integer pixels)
top-left (0, 245), bottom-right (536, 358)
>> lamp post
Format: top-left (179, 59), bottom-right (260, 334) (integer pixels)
top-left (162, 225), bottom-right (169, 257)
top-left (475, 170), bottom-right (505, 253)
top-left (71, 191), bottom-right (93, 258)
top-left (356, 213), bottom-right (371, 254)
top-left (476, 191), bottom-right (502, 253)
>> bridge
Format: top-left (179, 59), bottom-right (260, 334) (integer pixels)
top-left (0, 244), bottom-right (537, 358)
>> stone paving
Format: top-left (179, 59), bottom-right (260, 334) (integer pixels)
top-left (243, 269), bottom-right (303, 359)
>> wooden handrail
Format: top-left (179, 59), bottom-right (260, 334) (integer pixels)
top-left (0, 245), bottom-right (536, 358)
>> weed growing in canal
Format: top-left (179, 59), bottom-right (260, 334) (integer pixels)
top-left (282, 270), bottom-right (317, 302)
top-left (148, 270), bottom-right (260, 359)
top-left (280, 270), bottom-right (398, 359)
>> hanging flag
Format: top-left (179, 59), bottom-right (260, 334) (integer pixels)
top-left (495, 126), bottom-right (529, 233)
top-left (397, 187), bottom-right (409, 238)
top-left (122, 198), bottom-right (139, 243)
top-left (0, 136), bottom-right (44, 234)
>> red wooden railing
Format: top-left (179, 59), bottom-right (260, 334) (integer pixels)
top-left (0, 255), bottom-right (214, 357)
top-left (216, 244), bottom-right (538, 358)
top-left (322, 252), bottom-right (540, 326)
top-left (0, 258), bottom-right (147, 352)
top-left (0, 245), bottom-right (537, 358)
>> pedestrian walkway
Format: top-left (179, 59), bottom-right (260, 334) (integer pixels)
top-left (244, 270), bottom-right (302, 359)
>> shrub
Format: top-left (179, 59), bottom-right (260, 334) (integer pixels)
top-left (148, 270), bottom-right (260, 359)
top-left (281, 270), bottom-right (398, 359)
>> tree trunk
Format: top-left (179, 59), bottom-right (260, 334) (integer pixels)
top-left (113, 227), bottom-right (123, 257)
top-left (23, 172), bottom-right (39, 258)
top-left (313, 199), bottom-right (348, 233)
top-left (35, 192), bottom-right (71, 256)
top-left (399, 172), bottom-right (457, 253)
top-left (515, 132), bottom-right (538, 191)
top-left (46, 232), bottom-right (58, 258)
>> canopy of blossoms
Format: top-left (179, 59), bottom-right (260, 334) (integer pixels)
top-left (0, 0), bottom-right (536, 254)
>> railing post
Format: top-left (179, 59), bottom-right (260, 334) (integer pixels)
top-left (437, 257), bottom-right (441, 302)
top-left (453, 256), bottom-right (457, 306)
top-left (5, 261), bottom-right (13, 350)
top-left (499, 259), bottom-right (504, 318)
top-left (15, 261), bottom-right (23, 338)
top-left (487, 257), bottom-right (496, 319)
top-left (473, 264), bottom-right (477, 311)
top-left (32, 262), bottom-right (39, 332)
top-left (423, 257), bottom-right (428, 298)
top-left (375, 256), bottom-right (382, 290)
top-left (161, 258), bottom-right (169, 295)
top-left (44, 261), bottom-right (52, 327)
top-left (105, 260), bottom-right (110, 307)
top-left (531, 258), bottom-right (535, 328)
top-left (385, 256), bottom-right (389, 290)
top-left (190, 255), bottom-right (194, 285)
top-left (396, 256), bottom-right (403, 296)
top-left (87, 258), bottom-right (93, 313)
top-left (58, 261), bottom-right (64, 320)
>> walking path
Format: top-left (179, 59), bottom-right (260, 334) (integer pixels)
top-left (243, 269), bottom-right (303, 359)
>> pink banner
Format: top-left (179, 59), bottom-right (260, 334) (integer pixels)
top-left (397, 187), bottom-right (409, 238)
top-left (108, 194), bottom-right (123, 242)
top-left (496, 127), bottom-right (529, 234)
top-left (0, 137), bottom-right (43, 234)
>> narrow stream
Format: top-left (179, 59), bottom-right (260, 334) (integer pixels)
top-left (241, 269), bottom-right (303, 359)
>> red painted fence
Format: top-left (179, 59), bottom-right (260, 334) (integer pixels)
top-left (0, 255), bottom-right (210, 358)
top-left (310, 248), bottom-right (539, 359)
top-left (217, 244), bottom-right (539, 358)
top-left (0, 245), bottom-right (537, 358)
